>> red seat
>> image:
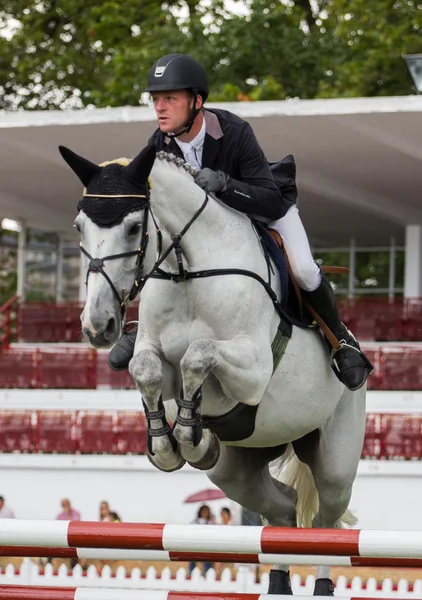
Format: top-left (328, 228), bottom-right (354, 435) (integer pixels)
top-left (37, 412), bottom-right (76, 454)
top-left (78, 413), bottom-right (115, 454)
top-left (0, 350), bottom-right (38, 388)
top-left (379, 349), bottom-right (422, 391)
top-left (65, 304), bottom-right (85, 343)
top-left (38, 349), bottom-right (97, 389)
top-left (403, 300), bottom-right (422, 342)
top-left (18, 304), bottom-right (68, 343)
top-left (116, 412), bottom-right (147, 454)
top-left (362, 414), bottom-right (384, 459)
top-left (402, 416), bottom-right (422, 459)
top-left (362, 348), bottom-right (380, 391)
top-left (383, 414), bottom-right (406, 459)
top-left (96, 353), bottom-right (135, 389)
top-left (0, 412), bottom-right (36, 452)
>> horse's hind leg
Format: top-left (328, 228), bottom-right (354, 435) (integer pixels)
top-left (208, 444), bottom-right (297, 595)
top-left (293, 386), bottom-right (366, 595)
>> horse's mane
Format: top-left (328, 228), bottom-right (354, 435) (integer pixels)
top-left (155, 151), bottom-right (198, 179)
top-left (82, 152), bottom-right (197, 202)
top-left (99, 151), bottom-right (198, 180)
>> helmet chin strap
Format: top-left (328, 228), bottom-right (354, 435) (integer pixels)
top-left (166, 92), bottom-right (201, 139)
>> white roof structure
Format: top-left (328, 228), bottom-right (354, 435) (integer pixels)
top-left (1, 95), bottom-right (421, 247)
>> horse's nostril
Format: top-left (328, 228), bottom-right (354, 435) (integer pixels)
top-left (105, 317), bottom-right (116, 337)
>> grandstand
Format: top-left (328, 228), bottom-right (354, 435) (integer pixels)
top-left (1, 95), bottom-right (422, 526)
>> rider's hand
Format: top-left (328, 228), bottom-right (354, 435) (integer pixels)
top-left (194, 168), bottom-right (227, 194)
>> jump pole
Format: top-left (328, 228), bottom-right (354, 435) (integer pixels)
top-left (1, 521), bottom-right (422, 559)
top-left (0, 587), bottom-right (412, 600)
top-left (2, 545), bottom-right (422, 569)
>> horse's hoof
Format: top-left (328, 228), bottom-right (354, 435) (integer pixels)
top-left (147, 450), bottom-right (186, 473)
top-left (188, 433), bottom-right (220, 471)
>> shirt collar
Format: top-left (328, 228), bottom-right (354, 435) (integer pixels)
top-left (174, 115), bottom-right (206, 151)
top-left (165, 109), bottom-right (223, 146)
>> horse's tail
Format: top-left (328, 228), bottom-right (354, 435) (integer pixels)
top-left (275, 443), bottom-right (356, 528)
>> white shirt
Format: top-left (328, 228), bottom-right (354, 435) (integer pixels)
top-left (174, 117), bottom-right (206, 169)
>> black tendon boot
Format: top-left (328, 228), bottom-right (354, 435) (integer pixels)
top-left (108, 325), bottom-right (138, 371)
top-left (303, 276), bottom-right (373, 391)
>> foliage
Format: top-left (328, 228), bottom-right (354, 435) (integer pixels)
top-left (0, 0), bottom-right (420, 110)
top-left (319, 0), bottom-right (422, 97)
top-left (315, 250), bottom-right (405, 296)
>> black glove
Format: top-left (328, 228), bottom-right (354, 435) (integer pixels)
top-left (194, 168), bottom-right (227, 194)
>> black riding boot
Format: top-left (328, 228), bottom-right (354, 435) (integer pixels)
top-left (108, 326), bottom-right (138, 371)
top-left (303, 276), bottom-right (373, 391)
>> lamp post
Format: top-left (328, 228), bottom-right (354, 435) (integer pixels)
top-left (403, 53), bottom-right (422, 94)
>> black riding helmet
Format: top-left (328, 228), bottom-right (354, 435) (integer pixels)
top-left (145, 53), bottom-right (209, 137)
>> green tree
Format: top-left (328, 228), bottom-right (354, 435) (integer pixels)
top-left (319, 0), bottom-right (422, 97)
top-left (0, 0), bottom-right (190, 109)
top-left (1, 0), bottom-right (420, 110)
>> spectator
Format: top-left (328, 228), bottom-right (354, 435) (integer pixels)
top-left (215, 507), bottom-right (233, 576)
top-left (220, 507), bottom-right (232, 526)
top-left (56, 498), bottom-right (81, 521)
top-left (189, 505), bottom-right (215, 576)
top-left (99, 500), bottom-right (112, 522)
top-left (54, 499), bottom-right (81, 569)
top-left (0, 496), bottom-right (15, 519)
top-left (109, 511), bottom-right (121, 522)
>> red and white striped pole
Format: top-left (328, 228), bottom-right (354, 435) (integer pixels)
top-left (1, 520), bottom-right (422, 559)
top-left (0, 587), bottom-right (409, 600)
top-left (1, 545), bottom-right (422, 569)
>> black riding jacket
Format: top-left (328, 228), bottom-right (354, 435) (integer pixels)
top-left (149, 108), bottom-right (292, 222)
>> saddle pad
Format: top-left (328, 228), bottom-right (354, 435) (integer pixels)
top-left (254, 221), bottom-right (289, 304)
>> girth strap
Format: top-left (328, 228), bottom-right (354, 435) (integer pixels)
top-left (271, 317), bottom-right (292, 374)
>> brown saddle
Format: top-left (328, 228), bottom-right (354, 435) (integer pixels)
top-left (268, 228), bottom-right (348, 350)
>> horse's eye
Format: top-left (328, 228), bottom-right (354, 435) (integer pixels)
top-left (128, 223), bottom-right (141, 236)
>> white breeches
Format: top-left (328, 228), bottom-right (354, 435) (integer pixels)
top-left (269, 206), bottom-right (321, 292)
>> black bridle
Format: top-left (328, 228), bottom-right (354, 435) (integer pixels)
top-left (80, 185), bottom-right (294, 326)
top-left (138, 191), bottom-right (295, 326)
top-left (79, 189), bottom-right (152, 316)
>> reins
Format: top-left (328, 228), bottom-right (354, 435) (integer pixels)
top-left (78, 168), bottom-right (294, 326)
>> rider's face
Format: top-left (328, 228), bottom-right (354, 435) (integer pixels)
top-left (152, 90), bottom-right (194, 133)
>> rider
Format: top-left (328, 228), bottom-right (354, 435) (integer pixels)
top-left (108, 53), bottom-right (371, 391)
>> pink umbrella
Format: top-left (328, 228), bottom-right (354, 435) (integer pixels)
top-left (183, 488), bottom-right (226, 503)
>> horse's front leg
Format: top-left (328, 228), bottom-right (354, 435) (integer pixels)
top-left (129, 348), bottom-right (185, 472)
top-left (173, 337), bottom-right (271, 469)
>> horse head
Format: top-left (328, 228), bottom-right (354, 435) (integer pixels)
top-left (59, 143), bottom-right (156, 348)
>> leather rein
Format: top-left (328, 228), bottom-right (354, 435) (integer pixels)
top-left (79, 186), bottom-right (295, 325)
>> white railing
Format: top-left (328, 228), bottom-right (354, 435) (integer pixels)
top-left (0, 561), bottom-right (422, 598)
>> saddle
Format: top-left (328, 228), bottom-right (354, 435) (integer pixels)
top-left (268, 228), bottom-right (348, 347)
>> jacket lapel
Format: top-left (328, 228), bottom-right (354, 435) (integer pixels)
top-left (201, 110), bottom-right (224, 169)
top-left (162, 110), bottom-right (223, 168)
top-left (202, 134), bottom-right (221, 169)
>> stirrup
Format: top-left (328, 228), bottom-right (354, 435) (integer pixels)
top-left (123, 320), bottom-right (139, 332)
top-left (330, 340), bottom-right (374, 376)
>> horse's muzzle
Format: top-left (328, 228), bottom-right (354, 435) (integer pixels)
top-left (82, 314), bottom-right (119, 348)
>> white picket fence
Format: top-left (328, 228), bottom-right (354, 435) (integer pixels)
top-left (0, 561), bottom-right (422, 598)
